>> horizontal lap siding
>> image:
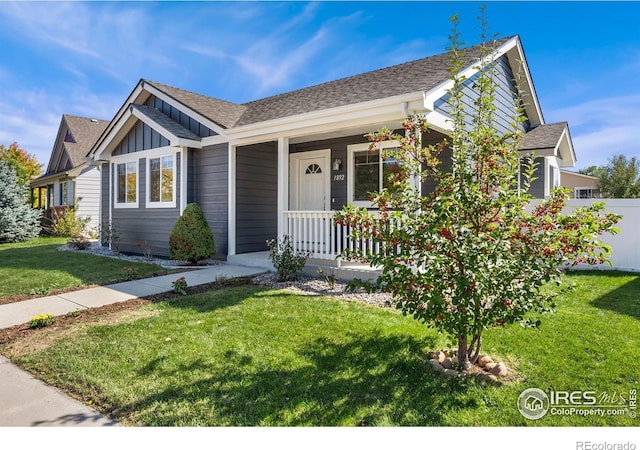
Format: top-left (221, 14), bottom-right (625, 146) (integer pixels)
top-left (434, 55), bottom-right (529, 135)
top-left (236, 142), bottom-right (277, 254)
top-left (111, 155), bottom-right (181, 257)
top-left (422, 133), bottom-right (452, 197)
top-left (193, 144), bottom-right (228, 257)
top-left (75, 167), bottom-right (101, 231)
top-left (522, 156), bottom-right (545, 199)
top-left (101, 163), bottom-right (110, 231)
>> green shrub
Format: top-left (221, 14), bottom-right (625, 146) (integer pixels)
top-left (169, 203), bottom-right (215, 264)
top-left (267, 234), bottom-right (308, 281)
top-left (28, 313), bottom-right (56, 328)
top-left (172, 277), bottom-right (188, 295)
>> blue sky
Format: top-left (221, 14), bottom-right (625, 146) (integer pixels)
top-left (1, 1), bottom-right (639, 172)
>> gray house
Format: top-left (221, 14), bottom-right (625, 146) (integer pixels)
top-left (31, 114), bottom-right (109, 232)
top-left (87, 35), bottom-right (575, 261)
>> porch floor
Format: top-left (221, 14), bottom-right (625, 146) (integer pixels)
top-left (227, 252), bottom-right (382, 282)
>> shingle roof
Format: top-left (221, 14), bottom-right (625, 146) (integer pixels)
top-left (143, 80), bottom-right (247, 130)
top-left (130, 104), bottom-right (201, 141)
top-left (520, 122), bottom-right (568, 151)
top-left (145, 37), bottom-right (513, 129)
top-left (237, 37), bottom-right (512, 126)
top-left (63, 115), bottom-right (110, 167)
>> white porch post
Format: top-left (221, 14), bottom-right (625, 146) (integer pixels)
top-left (180, 146), bottom-right (188, 215)
top-left (277, 136), bottom-right (289, 237)
top-left (228, 144), bottom-right (237, 256)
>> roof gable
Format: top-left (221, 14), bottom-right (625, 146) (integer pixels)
top-left (45, 114), bottom-right (108, 175)
top-left (520, 122), bottom-right (576, 167)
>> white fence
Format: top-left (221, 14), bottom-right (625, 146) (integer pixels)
top-left (284, 199), bottom-right (640, 271)
top-left (552, 199), bottom-right (640, 272)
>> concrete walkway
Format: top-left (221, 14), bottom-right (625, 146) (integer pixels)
top-left (0, 263), bottom-right (267, 427)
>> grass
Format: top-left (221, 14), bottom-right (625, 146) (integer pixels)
top-left (0, 236), bottom-right (171, 298)
top-left (3, 270), bottom-right (639, 426)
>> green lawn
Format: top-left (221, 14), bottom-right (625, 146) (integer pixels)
top-left (0, 237), bottom-right (171, 298)
top-left (4, 271), bottom-right (639, 426)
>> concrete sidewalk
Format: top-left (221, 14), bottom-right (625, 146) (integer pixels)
top-left (0, 263), bottom-right (267, 426)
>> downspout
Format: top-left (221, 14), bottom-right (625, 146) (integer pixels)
top-left (401, 101), bottom-right (410, 117)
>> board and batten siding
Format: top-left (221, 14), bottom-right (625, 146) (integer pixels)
top-left (434, 55), bottom-right (530, 136)
top-left (74, 166), bottom-right (101, 231)
top-left (109, 154), bottom-right (182, 257)
top-left (191, 143), bottom-right (229, 257)
top-left (236, 142), bottom-right (278, 254)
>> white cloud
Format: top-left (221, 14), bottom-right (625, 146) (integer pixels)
top-left (547, 95), bottom-right (640, 170)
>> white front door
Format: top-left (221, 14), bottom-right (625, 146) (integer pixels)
top-left (290, 149), bottom-right (330, 211)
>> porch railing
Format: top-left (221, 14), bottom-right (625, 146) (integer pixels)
top-left (283, 211), bottom-right (383, 261)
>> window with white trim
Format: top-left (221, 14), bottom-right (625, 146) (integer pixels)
top-left (575, 187), bottom-right (598, 199)
top-left (348, 142), bottom-right (402, 207)
top-left (147, 154), bottom-right (176, 207)
top-left (60, 181), bottom-right (68, 206)
top-left (115, 161), bottom-right (138, 207)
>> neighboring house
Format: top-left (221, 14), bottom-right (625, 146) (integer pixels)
top-left (87, 35), bottom-right (576, 260)
top-left (560, 169), bottom-right (600, 198)
top-left (30, 114), bottom-right (109, 231)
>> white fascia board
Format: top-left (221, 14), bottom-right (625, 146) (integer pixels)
top-left (89, 82), bottom-right (146, 161)
top-left (201, 135), bottom-right (229, 147)
top-left (142, 82), bottom-right (228, 136)
top-left (226, 92), bottom-right (425, 146)
top-left (130, 105), bottom-right (202, 149)
top-left (508, 38), bottom-right (544, 127)
top-left (556, 127), bottom-right (576, 168)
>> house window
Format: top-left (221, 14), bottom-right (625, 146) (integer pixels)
top-left (60, 181), bottom-right (67, 206)
top-left (148, 154), bottom-right (175, 207)
top-left (115, 161), bottom-right (138, 207)
top-left (348, 142), bottom-right (402, 206)
top-left (575, 187), bottom-right (597, 199)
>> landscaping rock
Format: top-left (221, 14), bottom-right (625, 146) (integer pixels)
top-left (435, 351), bottom-right (446, 363)
top-left (490, 362), bottom-right (508, 377)
top-left (484, 362), bottom-right (497, 371)
top-left (443, 368), bottom-right (459, 377)
top-left (429, 359), bottom-right (445, 371)
top-left (442, 357), bottom-right (453, 369)
top-left (477, 355), bottom-right (493, 368)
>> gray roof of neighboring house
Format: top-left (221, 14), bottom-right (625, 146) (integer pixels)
top-left (130, 104), bottom-right (201, 141)
top-left (520, 122), bottom-right (568, 151)
top-left (62, 114), bottom-right (110, 167)
top-left (145, 37), bottom-right (513, 129)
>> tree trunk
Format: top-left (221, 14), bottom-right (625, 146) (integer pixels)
top-left (457, 334), bottom-right (472, 370)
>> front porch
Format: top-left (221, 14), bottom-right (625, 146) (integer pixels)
top-left (227, 248), bottom-right (382, 282)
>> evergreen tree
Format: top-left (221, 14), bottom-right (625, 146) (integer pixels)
top-left (169, 203), bottom-right (216, 264)
top-left (0, 160), bottom-right (42, 243)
